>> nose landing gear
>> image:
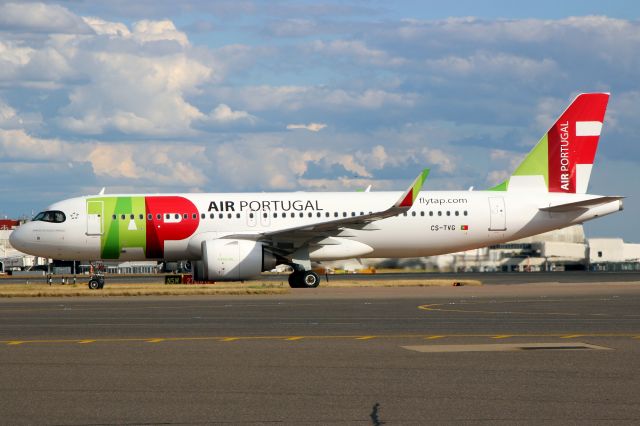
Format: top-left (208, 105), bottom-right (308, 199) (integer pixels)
top-left (87, 262), bottom-right (105, 290)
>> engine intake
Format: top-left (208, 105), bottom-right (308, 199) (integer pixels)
top-left (196, 239), bottom-right (276, 281)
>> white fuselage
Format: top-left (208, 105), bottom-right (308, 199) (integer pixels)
top-left (10, 190), bottom-right (622, 262)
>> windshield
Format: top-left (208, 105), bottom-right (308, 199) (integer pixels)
top-left (32, 210), bottom-right (66, 223)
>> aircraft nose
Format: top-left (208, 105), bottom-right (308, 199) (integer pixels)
top-left (9, 225), bottom-right (29, 253)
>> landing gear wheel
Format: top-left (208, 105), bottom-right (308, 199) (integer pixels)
top-left (288, 271), bottom-right (302, 288)
top-left (300, 271), bottom-right (320, 288)
top-left (88, 280), bottom-right (100, 290)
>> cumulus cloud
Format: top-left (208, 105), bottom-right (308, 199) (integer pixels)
top-left (0, 128), bottom-right (207, 186)
top-left (0, 2), bottom-right (92, 34)
top-left (211, 85), bottom-right (418, 112)
top-left (286, 122), bottom-right (327, 132)
top-left (58, 49), bottom-right (212, 135)
top-left (207, 104), bottom-right (255, 123)
top-left (310, 40), bottom-right (406, 66)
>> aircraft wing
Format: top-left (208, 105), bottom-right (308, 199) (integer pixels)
top-left (539, 196), bottom-right (624, 212)
top-left (222, 169), bottom-right (429, 250)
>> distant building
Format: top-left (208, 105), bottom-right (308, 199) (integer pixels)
top-left (0, 220), bottom-right (20, 231)
top-left (588, 238), bottom-right (640, 272)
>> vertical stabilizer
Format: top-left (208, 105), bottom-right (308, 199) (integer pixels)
top-left (490, 93), bottom-right (609, 193)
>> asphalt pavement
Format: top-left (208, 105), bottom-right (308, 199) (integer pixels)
top-left (1, 281), bottom-right (640, 424)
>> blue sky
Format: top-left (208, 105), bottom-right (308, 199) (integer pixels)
top-left (0, 1), bottom-right (639, 241)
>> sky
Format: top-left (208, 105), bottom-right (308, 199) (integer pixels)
top-left (1, 1), bottom-right (639, 241)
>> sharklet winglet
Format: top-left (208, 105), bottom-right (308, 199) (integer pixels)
top-left (395, 168), bottom-right (429, 208)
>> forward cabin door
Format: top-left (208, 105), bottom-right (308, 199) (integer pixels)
top-left (86, 201), bottom-right (104, 236)
top-left (488, 197), bottom-right (506, 231)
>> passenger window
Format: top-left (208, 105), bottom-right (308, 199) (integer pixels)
top-left (334, 212), bottom-right (338, 217)
top-left (343, 212), bottom-right (347, 217)
top-left (121, 214), bottom-right (126, 220)
top-left (308, 212), bottom-right (313, 218)
top-left (183, 213), bottom-right (188, 219)
top-left (299, 212), bottom-right (304, 218)
top-left (175, 214), bottom-right (179, 219)
top-left (464, 210), bottom-right (468, 216)
top-left (130, 214), bottom-right (135, 220)
top-left (403, 212), bottom-right (407, 216)
top-left (156, 214), bottom-right (161, 220)
top-left (210, 213), bottom-right (214, 219)
top-left (420, 211), bottom-right (424, 217)
top-left (429, 211), bottom-right (433, 217)
top-left (263, 213), bottom-right (268, 218)
top-left (351, 212), bottom-right (355, 217)
top-left (326, 212), bottom-right (330, 217)
top-left (291, 213), bottom-right (295, 218)
top-left (201, 213), bottom-right (205, 219)
top-left (112, 214), bottom-right (117, 220)
top-left (236, 213), bottom-right (240, 219)
top-left (273, 213), bottom-right (277, 218)
top-left (455, 211), bottom-right (459, 216)
top-left (411, 211), bottom-right (416, 217)
top-left (437, 211), bottom-right (442, 216)
top-left (227, 213), bottom-right (232, 219)
top-left (192, 213), bottom-right (197, 219)
top-left (446, 211), bottom-right (450, 216)
top-left (249, 213), bottom-right (254, 219)
top-left (219, 213), bottom-right (223, 219)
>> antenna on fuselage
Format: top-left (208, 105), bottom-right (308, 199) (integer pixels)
top-left (98, 187), bottom-right (106, 195)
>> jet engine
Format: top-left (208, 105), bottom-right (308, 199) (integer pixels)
top-left (195, 239), bottom-right (277, 281)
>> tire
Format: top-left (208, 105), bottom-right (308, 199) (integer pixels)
top-left (88, 280), bottom-right (100, 290)
top-left (288, 272), bottom-right (301, 288)
top-left (300, 271), bottom-right (320, 288)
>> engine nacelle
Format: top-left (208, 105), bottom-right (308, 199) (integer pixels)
top-left (198, 239), bottom-right (277, 281)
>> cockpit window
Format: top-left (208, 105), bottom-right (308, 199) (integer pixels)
top-left (33, 210), bottom-right (66, 223)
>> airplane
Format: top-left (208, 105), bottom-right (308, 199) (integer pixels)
top-left (10, 93), bottom-right (623, 289)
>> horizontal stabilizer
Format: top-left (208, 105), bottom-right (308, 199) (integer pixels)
top-left (539, 196), bottom-right (624, 212)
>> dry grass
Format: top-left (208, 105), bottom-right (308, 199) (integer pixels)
top-left (0, 278), bottom-right (481, 297)
top-left (0, 282), bottom-right (289, 297)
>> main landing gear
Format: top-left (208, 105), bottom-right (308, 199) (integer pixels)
top-left (287, 266), bottom-right (320, 289)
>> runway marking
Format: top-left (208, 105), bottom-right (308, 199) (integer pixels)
top-left (403, 342), bottom-right (612, 353)
top-left (419, 303), bottom-right (580, 317)
top-left (3, 333), bottom-right (640, 346)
